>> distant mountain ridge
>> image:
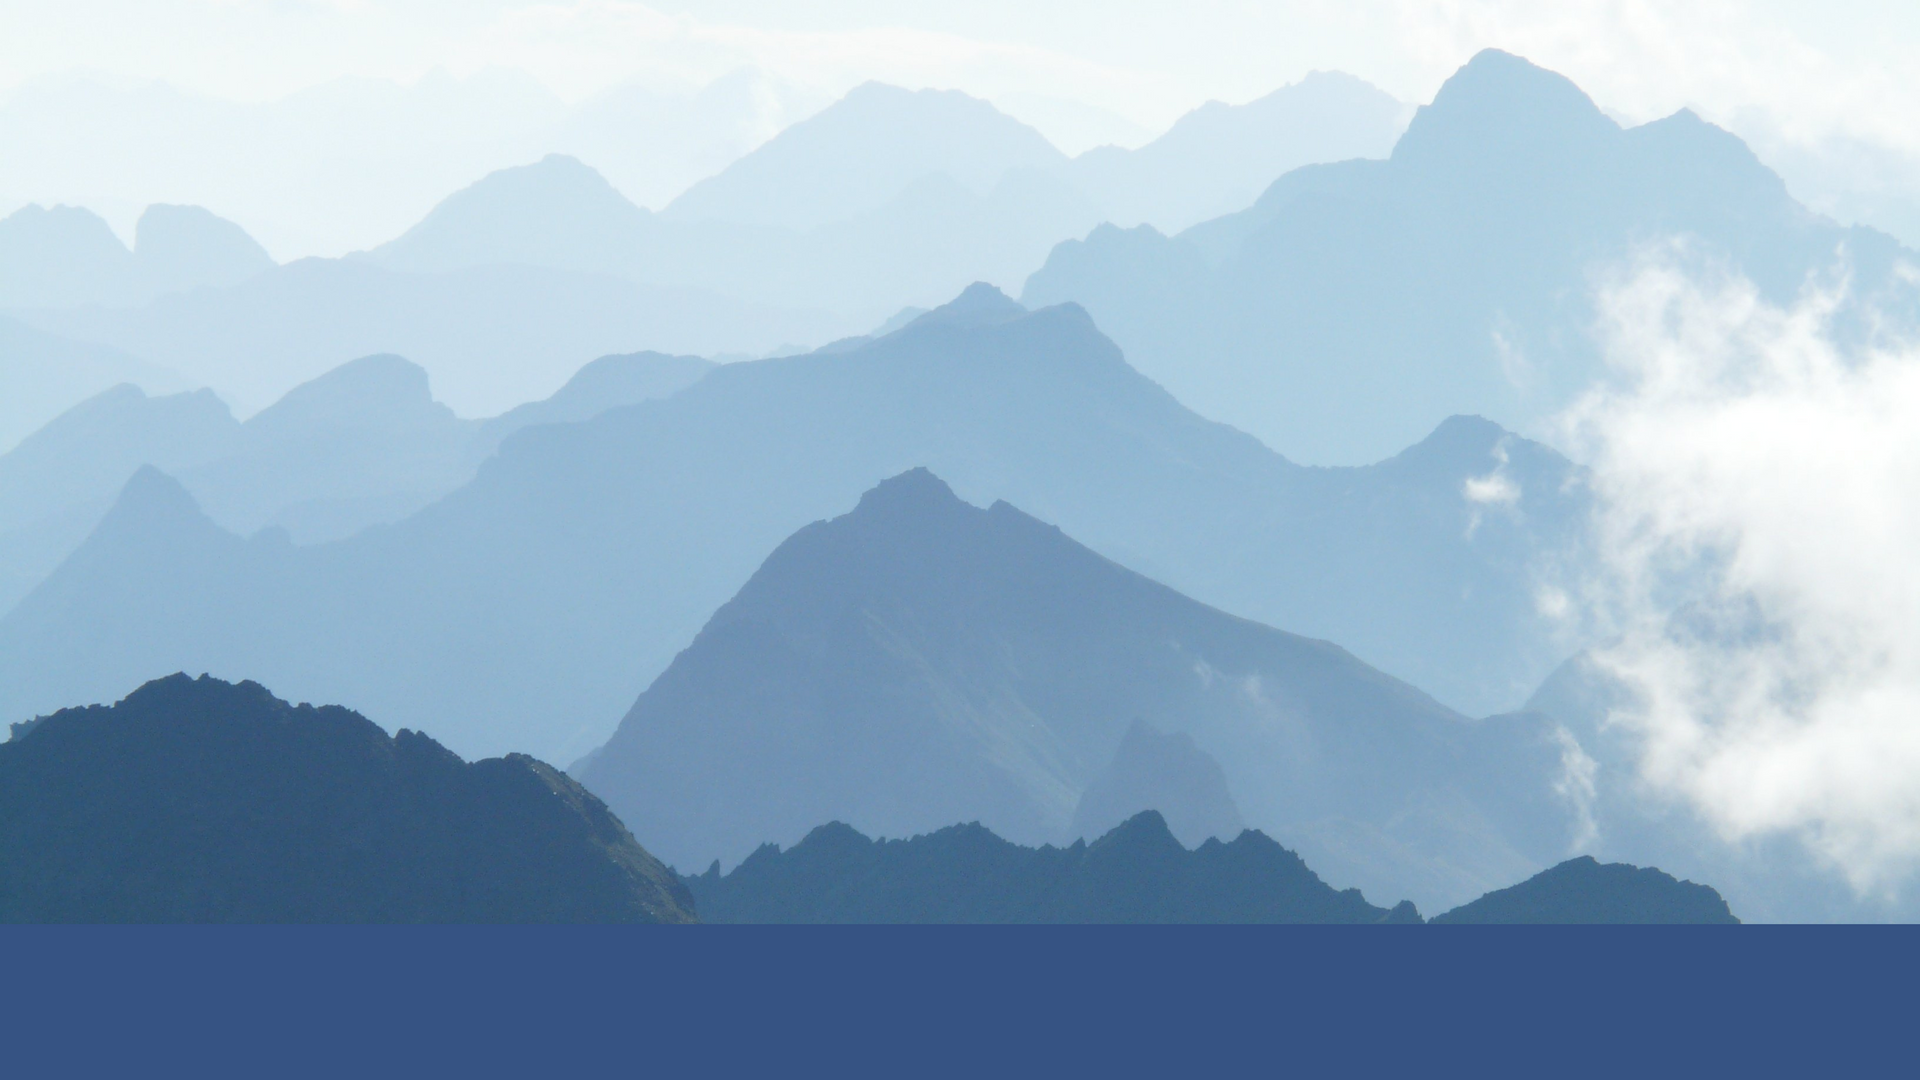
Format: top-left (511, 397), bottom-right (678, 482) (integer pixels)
top-left (0, 674), bottom-right (693, 922)
top-left (1023, 49), bottom-right (1916, 464)
top-left (689, 811), bottom-right (1418, 924)
top-left (0, 202), bottom-right (273, 309)
top-left (0, 286), bottom-right (1589, 799)
top-left (0, 349), bottom-right (711, 616)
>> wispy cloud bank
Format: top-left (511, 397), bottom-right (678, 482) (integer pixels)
top-left (1564, 246), bottom-right (1920, 893)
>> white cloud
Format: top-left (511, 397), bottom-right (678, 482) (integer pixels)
top-left (1563, 246), bottom-right (1920, 894)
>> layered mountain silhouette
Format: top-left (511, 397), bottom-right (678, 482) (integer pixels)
top-left (688, 811), bottom-right (1418, 924)
top-left (0, 202), bottom-right (273, 309)
top-left (1024, 49), bottom-right (1916, 464)
top-left (0, 349), bottom-right (711, 615)
top-left (0, 288), bottom-right (1586, 816)
top-left (665, 83), bottom-right (1069, 231)
top-left (1431, 856), bottom-right (1738, 924)
top-left (1064, 70), bottom-right (1408, 233)
top-left (0, 674), bottom-right (693, 922)
top-left (577, 467), bottom-right (1579, 910)
top-left (14, 255), bottom-right (827, 416)
top-left (1070, 720), bottom-right (1244, 848)
top-left (0, 314), bottom-right (190, 454)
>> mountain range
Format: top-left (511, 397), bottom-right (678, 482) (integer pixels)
top-left (0, 202), bottom-right (273, 309)
top-left (0, 674), bottom-right (693, 923)
top-left (574, 466), bottom-right (1576, 910)
top-left (0, 286), bottom-right (1587, 789)
top-left (0, 349), bottom-right (712, 616)
top-left (688, 811), bottom-right (1418, 924)
top-left (5, 73), bottom-right (1406, 419)
top-left (1023, 49), bottom-right (1918, 464)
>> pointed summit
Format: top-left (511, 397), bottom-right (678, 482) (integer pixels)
top-left (369, 154), bottom-right (653, 276)
top-left (849, 467), bottom-right (967, 520)
top-left (1391, 49), bottom-right (1617, 173)
top-left (906, 282), bottom-right (1027, 332)
top-left (102, 465), bottom-right (208, 533)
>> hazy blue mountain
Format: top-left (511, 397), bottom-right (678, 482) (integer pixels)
top-left (578, 467), bottom-right (1577, 909)
top-left (14, 256), bottom-right (835, 416)
top-left (0, 202), bottom-right (273, 311)
top-left (131, 204), bottom-right (275, 295)
top-left (359, 142), bottom-right (1100, 330)
top-left (1070, 720), bottom-right (1244, 848)
top-left (0, 287), bottom-right (1587, 802)
top-left (687, 811), bottom-right (1417, 924)
top-left (1431, 856), bottom-right (1738, 924)
top-left (0, 384), bottom-right (236, 615)
top-left (0, 673), bottom-right (693, 923)
top-left (665, 83), bottom-right (1068, 231)
top-left (1066, 71), bottom-right (1409, 233)
top-left (476, 350), bottom-right (713, 450)
top-left (0, 204), bottom-right (134, 308)
top-left (367, 153), bottom-right (656, 278)
top-left (0, 315), bottom-right (192, 454)
top-left (0, 348), bottom-right (711, 616)
top-left (174, 354), bottom-right (476, 541)
top-left (1024, 49), bottom-right (1914, 464)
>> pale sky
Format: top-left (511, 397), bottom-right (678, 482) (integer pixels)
top-left (6, 1), bottom-right (1920, 255)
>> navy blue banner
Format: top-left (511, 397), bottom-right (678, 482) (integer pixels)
top-left (1, 927), bottom-right (1904, 1076)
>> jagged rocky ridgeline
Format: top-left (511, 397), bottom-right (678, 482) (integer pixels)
top-left (689, 812), bottom-right (1739, 925)
top-left (0, 674), bottom-right (693, 923)
top-left (0, 674), bottom-right (1736, 924)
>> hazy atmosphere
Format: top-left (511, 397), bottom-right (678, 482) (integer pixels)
top-left (7, 0), bottom-right (1920, 931)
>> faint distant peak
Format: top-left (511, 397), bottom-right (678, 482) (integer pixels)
top-left (850, 466), bottom-right (967, 519)
top-left (103, 465), bottom-right (207, 529)
top-left (249, 353), bottom-right (443, 429)
top-left (1392, 49), bottom-right (1616, 168)
top-left (905, 281), bottom-right (1027, 331)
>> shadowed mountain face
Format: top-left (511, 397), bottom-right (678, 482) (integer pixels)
top-left (0, 288), bottom-right (1587, 791)
top-left (0, 674), bottom-right (694, 923)
top-left (686, 811), bottom-right (1416, 924)
top-left (1071, 720), bottom-right (1244, 848)
top-left (1431, 856), bottom-right (1738, 924)
top-left (579, 468), bottom-right (1576, 910)
top-left (1023, 49), bottom-right (1917, 465)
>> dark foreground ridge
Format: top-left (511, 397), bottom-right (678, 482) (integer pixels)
top-left (0, 674), bottom-right (694, 923)
top-left (1432, 855), bottom-right (1739, 924)
top-left (687, 810), bottom-right (1422, 924)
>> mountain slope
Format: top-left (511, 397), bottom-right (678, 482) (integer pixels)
top-left (0, 287), bottom-right (1588, 787)
top-left (1023, 49), bottom-right (1913, 464)
top-left (1431, 856), bottom-right (1738, 924)
top-left (367, 153), bottom-right (656, 278)
top-left (0, 384), bottom-right (236, 615)
top-left (0, 673), bottom-right (693, 922)
top-left (665, 83), bottom-right (1067, 230)
top-left (15, 256), bottom-right (835, 415)
top-left (578, 468), bottom-right (1574, 909)
top-left (687, 811), bottom-right (1416, 924)
top-left (1067, 70), bottom-right (1408, 233)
